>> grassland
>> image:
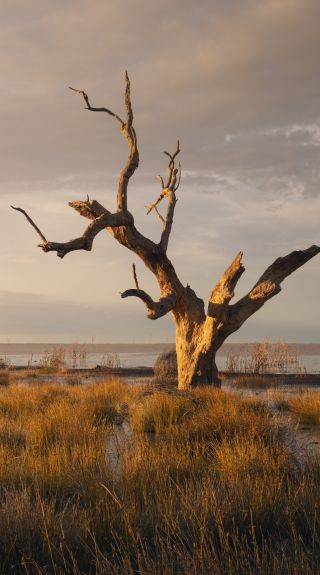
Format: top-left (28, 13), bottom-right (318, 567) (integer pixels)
top-left (272, 389), bottom-right (320, 426)
top-left (0, 377), bottom-right (320, 574)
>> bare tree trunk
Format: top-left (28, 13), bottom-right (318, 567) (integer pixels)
top-left (12, 74), bottom-right (320, 391)
top-left (176, 334), bottom-right (220, 389)
top-left (173, 286), bottom-right (221, 389)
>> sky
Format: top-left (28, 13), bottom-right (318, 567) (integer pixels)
top-left (1, 0), bottom-right (319, 343)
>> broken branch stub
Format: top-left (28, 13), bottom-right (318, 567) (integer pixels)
top-left (221, 245), bottom-right (320, 337)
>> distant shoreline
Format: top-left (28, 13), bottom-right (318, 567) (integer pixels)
top-left (0, 342), bottom-right (319, 355)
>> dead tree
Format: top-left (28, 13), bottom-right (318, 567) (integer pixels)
top-left (12, 74), bottom-right (319, 389)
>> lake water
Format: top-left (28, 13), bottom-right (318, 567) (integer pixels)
top-left (1, 347), bottom-right (319, 373)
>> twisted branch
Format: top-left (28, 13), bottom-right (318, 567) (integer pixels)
top-left (12, 205), bottom-right (132, 258)
top-left (13, 73), bottom-right (140, 259)
top-left (121, 288), bottom-right (176, 320)
top-left (224, 245), bottom-right (320, 335)
top-left (70, 71), bottom-right (139, 212)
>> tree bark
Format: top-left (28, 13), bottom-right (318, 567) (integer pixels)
top-left (173, 286), bottom-right (221, 389)
top-left (12, 74), bottom-right (320, 391)
top-left (176, 330), bottom-right (220, 389)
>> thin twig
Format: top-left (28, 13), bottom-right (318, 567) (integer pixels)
top-left (132, 263), bottom-right (140, 290)
top-left (69, 86), bottom-right (124, 127)
top-left (146, 191), bottom-right (166, 215)
top-left (11, 206), bottom-right (47, 243)
top-left (157, 174), bottom-right (165, 189)
top-left (164, 140), bottom-right (180, 189)
top-left (154, 205), bottom-right (166, 227)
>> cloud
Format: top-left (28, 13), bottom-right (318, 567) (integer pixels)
top-left (227, 123), bottom-right (320, 147)
top-left (267, 124), bottom-right (320, 147)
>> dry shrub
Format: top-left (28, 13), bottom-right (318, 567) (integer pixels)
top-left (100, 352), bottom-right (121, 369)
top-left (70, 343), bottom-right (87, 368)
top-left (226, 339), bottom-right (300, 374)
top-left (153, 349), bottom-right (177, 383)
top-left (39, 346), bottom-right (67, 372)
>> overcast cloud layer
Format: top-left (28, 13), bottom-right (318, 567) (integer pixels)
top-left (1, 0), bottom-right (319, 342)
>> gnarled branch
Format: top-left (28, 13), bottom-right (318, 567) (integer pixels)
top-left (207, 251), bottom-right (245, 321)
top-left (70, 71), bottom-right (138, 212)
top-left (13, 73), bottom-right (181, 303)
top-left (12, 205), bottom-right (132, 258)
top-left (224, 244), bottom-right (320, 334)
top-left (13, 73), bottom-right (140, 259)
top-left (121, 289), bottom-right (176, 319)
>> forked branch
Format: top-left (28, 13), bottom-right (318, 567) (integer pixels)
top-left (146, 140), bottom-right (181, 251)
top-left (163, 140), bottom-right (181, 190)
top-left (13, 73), bottom-right (140, 259)
top-left (225, 244), bottom-right (320, 333)
top-left (12, 205), bottom-right (132, 258)
top-left (70, 71), bottom-right (138, 212)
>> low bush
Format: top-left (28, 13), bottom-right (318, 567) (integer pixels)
top-left (153, 349), bottom-right (177, 383)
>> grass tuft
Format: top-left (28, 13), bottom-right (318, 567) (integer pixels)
top-left (283, 391), bottom-right (320, 425)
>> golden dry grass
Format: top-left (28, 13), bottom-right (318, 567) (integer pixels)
top-left (0, 379), bottom-right (319, 574)
top-left (278, 390), bottom-right (320, 425)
